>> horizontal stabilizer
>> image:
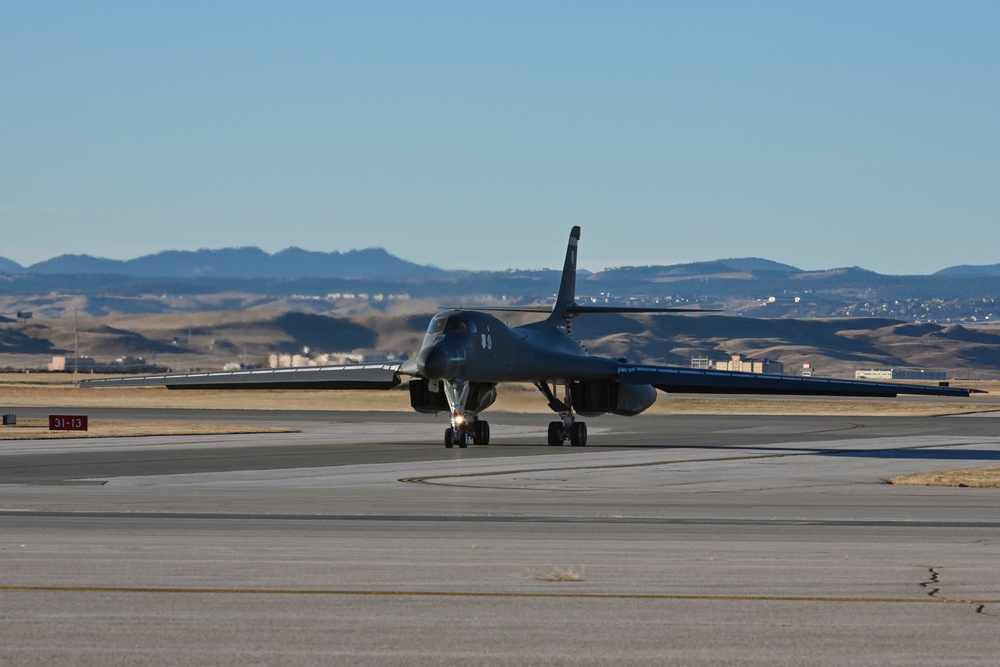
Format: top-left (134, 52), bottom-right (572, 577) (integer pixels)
top-left (566, 305), bottom-right (719, 314)
top-left (446, 305), bottom-right (718, 314)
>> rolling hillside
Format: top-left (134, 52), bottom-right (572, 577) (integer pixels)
top-left (2, 310), bottom-right (998, 380)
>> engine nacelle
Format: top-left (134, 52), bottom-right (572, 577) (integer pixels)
top-left (571, 381), bottom-right (657, 417)
top-left (409, 378), bottom-right (497, 415)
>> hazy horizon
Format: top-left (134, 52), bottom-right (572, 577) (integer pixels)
top-left (1, 242), bottom-right (994, 277)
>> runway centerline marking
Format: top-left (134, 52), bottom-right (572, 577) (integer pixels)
top-left (2, 584), bottom-right (997, 606)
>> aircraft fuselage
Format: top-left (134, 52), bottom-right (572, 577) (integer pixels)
top-left (415, 310), bottom-right (620, 384)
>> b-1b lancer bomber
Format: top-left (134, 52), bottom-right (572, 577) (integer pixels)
top-left (79, 227), bottom-right (983, 447)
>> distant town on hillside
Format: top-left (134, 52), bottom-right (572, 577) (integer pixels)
top-left (2, 246), bottom-right (1000, 324)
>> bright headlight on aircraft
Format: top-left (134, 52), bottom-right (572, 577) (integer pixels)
top-left (454, 414), bottom-right (465, 425)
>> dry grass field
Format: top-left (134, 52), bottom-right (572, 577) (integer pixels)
top-left (0, 418), bottom-right (293, 440)
top-left (889, 467), bottom-right (1000, 489)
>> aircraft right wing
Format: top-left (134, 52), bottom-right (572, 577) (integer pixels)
top-left (617, 365), bottom-right (984, 398)
top-left (77, 362), bottom-right (412, 391)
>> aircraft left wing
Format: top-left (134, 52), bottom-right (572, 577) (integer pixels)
top-left (617, 365), bottom-right (983, 398)
top-left (77, 362), bottom-right (410, 391)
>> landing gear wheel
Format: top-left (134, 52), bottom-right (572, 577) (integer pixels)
top-left (472, 421), bottom-right (490, 446)
top-left (547, 421), bottom-right (564, 446)
top-left (457, 427), bottom-right (469, 448)
top-left (444, 427), bottom-right (454, 448)
top-left (570, 421), bottom-right (588, 447)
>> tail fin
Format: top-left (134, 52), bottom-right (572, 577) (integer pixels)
top-left (549, 226), bottom-right (581, 322)
top-left (449, 225), bottom-right (717, 318)
top-left (549, 226), bottom-right (719, 321)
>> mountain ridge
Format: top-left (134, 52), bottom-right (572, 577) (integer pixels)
top-left (0, 247), bottom-right (996, 279)
top-left (17, 246), bottom-right (444, 279)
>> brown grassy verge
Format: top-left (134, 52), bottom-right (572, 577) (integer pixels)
top-left (888, 467), bottom-right (1000, 489)
top-left (0, 418), bottom-right (293, 440)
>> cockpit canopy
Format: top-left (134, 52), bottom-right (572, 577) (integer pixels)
top-left (426, 311), bottom-right (478, 336)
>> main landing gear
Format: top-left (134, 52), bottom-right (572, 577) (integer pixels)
top-left (547, 420), bottom-right (587, 447)
top-left (536, 381), bottom-right (587, 447)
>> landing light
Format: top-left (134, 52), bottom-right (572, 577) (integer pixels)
top-left (453, 413), bottom-right (465, 425)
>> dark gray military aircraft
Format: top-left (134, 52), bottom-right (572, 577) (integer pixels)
top-left (79, 227), bottom-right (983, 448)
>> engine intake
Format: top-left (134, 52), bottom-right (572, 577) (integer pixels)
top-left (571, 381), bottom-right (657, 417)
top-left (409, 378), bottom-right (497, 414)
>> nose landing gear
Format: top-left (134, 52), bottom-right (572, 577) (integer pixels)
top-left (444, 419), bottom-right (490, 448)
top-left (471, 419), bottom-right (490, 445)
top-left (444, 426), bottom-right (467, 449)
top-left (441, 379), bottom-right (490, 448)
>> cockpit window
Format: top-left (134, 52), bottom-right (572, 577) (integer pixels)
top-left (444, 318), bottom-right (468, 334)
top-left (426, 316), bottom-right (448, 335)
top-left (427, 313), bottom-right (477, 336)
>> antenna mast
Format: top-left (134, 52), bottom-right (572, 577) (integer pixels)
top-left (74, 308), bottom-right (80, 374)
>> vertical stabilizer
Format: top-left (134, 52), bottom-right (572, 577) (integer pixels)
top-left (549, 226), bottom-right (581, 322)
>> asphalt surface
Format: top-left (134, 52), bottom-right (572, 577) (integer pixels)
top-left (3, 407), bottom-right (1000, 665)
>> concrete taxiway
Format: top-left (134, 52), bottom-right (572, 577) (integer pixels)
top-left (2, 408), bottom-right (1000, 665)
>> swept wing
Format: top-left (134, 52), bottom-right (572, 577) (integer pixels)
top-left (618, 364), bottom-right (981, 398)
top-left (77, 362), bottom-right (409, 391)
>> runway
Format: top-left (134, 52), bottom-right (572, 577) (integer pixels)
top-left (3, 408), bottom-right (1000, 664)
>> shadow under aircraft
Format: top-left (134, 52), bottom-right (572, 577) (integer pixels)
top-left (79, 227), bottom-right (984, 448)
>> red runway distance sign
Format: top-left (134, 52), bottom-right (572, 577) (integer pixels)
top-left (49, 415), bottom-right (88, 431)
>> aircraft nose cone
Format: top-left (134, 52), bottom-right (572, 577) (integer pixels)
top-left (417, 344), bottom-right (453, 379)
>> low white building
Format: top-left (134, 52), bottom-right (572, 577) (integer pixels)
top-left (855, 369), bottom-right (894, 380)
top-left (715, 353), bottom-right (784, 375)
top-left (856, 369), bottom-right (947, 381)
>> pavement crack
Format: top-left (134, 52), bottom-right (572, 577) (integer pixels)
top-left (920, 566), bottom-right (943, 601)
top-left (920, 567), bottom-right (991, 615)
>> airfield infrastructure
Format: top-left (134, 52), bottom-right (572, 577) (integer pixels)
top-left (2, 380), bottom-right (1000, 664)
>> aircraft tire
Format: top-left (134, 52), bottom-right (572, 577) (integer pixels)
top-left (547, 421), bottom-right (563, 446)
top-left (457, 427), bottom-right (469, 448)
top-left (570, 421), bottom-right (588, 447)
top-left (444, 427), bottom-right (454, 448)
top-left (472, 421), bottom-right (490, 446)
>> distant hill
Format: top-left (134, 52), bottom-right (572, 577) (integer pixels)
top-left (26, 246), bottom-right (446, 279)
top-left (589, 258), bottom-right (801, 283)
top-left (5, 247), bottom-right (1000, 325)
top-left (934, 263), bottom-right (1000, 278)
top-left (713, 258), bottom-right (801, 273)
top-left (0, 257), bottom-right (24, 274)
top-left (11, 245), bottom-right (1000, 282)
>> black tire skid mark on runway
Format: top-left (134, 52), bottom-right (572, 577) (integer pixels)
top-left (400, 439), bottom-right (1000, 491)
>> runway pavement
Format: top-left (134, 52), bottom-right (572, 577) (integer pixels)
top-left (2, 407), bottom-right (1000, 665)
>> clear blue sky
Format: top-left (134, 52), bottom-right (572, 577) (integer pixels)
top-left (2, 1), bottom-right (998, 274)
